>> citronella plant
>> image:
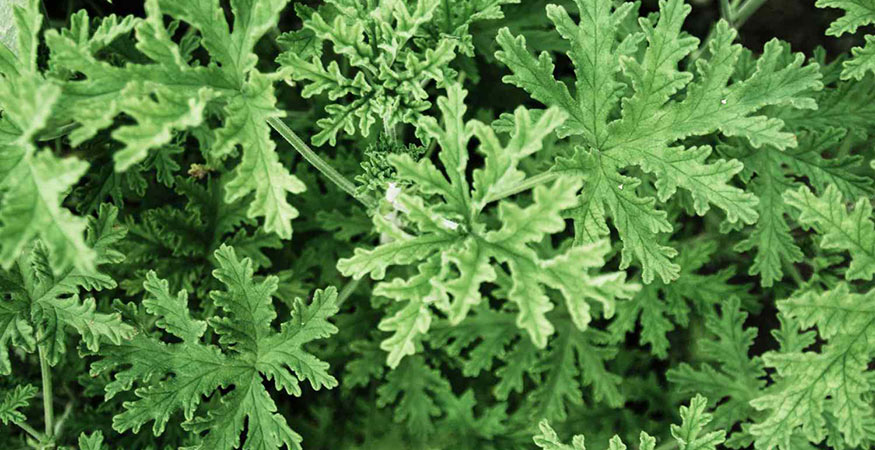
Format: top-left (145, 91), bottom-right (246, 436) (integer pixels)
top-left (1, 0), bottom-right (875, 449)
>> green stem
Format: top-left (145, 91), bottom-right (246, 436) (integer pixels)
top-left (81, 0), bottom-right (106, 16)
top-left (336, 277), bottom-right (363, 309)
top-left (783, 260), bottom-right (805, 287)
top-left (38, 345), bottom-right (54, 443)
top-left (734, 0), bottom-right (769, 28)
top-left (267, 116), bottom-right (376, 210)
top-left (483, 171), bottom-right (560, 204)
top-left (688, 0), bottom-right (770, 65)
top-left (53, 401), bottom-right (73, 437)
top-left (13, 420), bottom-right (43, 441)
top-left (39, 0), bottom-right (50, 21)
top-left (37, 123), bottom-right (77, 142)
top-left (719, 0), bottom-right (734, 27)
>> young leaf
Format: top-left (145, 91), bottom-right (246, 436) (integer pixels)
top-left (338, 84), bottom-right (638, 366)
top-left (278, 0), bottom-right (466, 145)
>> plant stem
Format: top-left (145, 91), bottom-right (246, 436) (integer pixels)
top-left (783, 260), bottom-right (805, 287)
top-left (81, 0), bottom-right (106, 16)
top-left (654, 440), bottom-right (677, 450)
top-left (39, 0), bottom-right (50, 21)
top-left (53, 400), bottom-right (74, 437)
top-left (267, 116), bottom-right (376, 210)
top-left (13, 420), bottom-right (44, 441)
top-left (38, 345), bottom-right (54, 442)
top-left (734, 0), bottom-right (769, 28)
top-left (336, 277), bottom-right (363, 309)
top-left (483, 171), bottom-right (560, 204)
top-left (719, 0), bottom-right (734, 27)
top-left (688, 0), bottom-right (770, 64)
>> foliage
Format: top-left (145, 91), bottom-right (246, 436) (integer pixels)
top-left (95, 245), bottom-right (339, 450)
top-left (44, 0), bottom-right (305, 239)
top-left (1, 0), bottom-right (874, 449)
top-left (534, 395), bottom-right (725, 450)
top-left (495, 0), bottom-right (821, 283)
top-left (0, 204), bottom-right (133, 373)
top-left (338, 84), bottom-right (638, 366)
top-left (816, 0), bottom-right (875, 80)
top-left (749, 284), bottom-right (875, 450)
top-left (278, 0), bottom-right (518, 146)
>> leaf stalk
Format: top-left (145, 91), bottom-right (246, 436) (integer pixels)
top-left (483, 171), bottom-right (560, 204)
top-left (13, 420), bottom-right (44, 441)
top-left (267, 116), bottom-right (377, 210)
top-left (734, 0), bottom-right (770, 28)
top-left (38, 344), bottom-right (54, 444)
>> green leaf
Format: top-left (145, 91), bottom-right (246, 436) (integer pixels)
top-left (0, 0), bottom-right (38, 75)
top-left (496, 0), bottom-right (822, 283)
top-left (0, 146), bottom-right (91, 275)
top-left (0, 203), bottom-right (133, 372)
top-left (0, 6), bottom-right (94, 274)
top-left (45, 0), bottom-right (306, 239)
top-left (78, 431), bottom-right (108, 450)
top-left (0, 384), bottom-right (37, 425)
top-left (777, 69), bottom-right (875, 138)
top-left (667, 298), bottom-right (765, 441)
top-left (376, 355), bottom-right (453, 437)
top-left (112, 83), bottom-right (217, 172)
top-left (95, 245), bottom-right (339, 450)
top-left (432, 307), bottom-right (623, 420)
top-left (279, 0), bottom-right (460, 145)
top-left (784, 185), bottom-right (875, 281)
top-left (0, 0), bottom-right (25, 62)
top-left (816, 0), bottom-right (875, 80)
top-left (751, 284), bottom-right (875, 449)
top-left (218, 74), bottom-right (307, 239)
top-left (611, 240), bottom-right (750, 357)
top-left (119, 176), bottom-right (281, 297)
top-left (671, 395), bottom-right (728, 450)
top-left (533, 419), bottom-right (587, 450)
top-left (338, 84), bottom-right (637, 365)
top-left (141, 273), bottom-right (207, 343)
top-left (535, 395), bottom-right (724, 450)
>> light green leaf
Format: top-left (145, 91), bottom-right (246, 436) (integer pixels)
top-left (279, 0), bottom-right (460, 145)
top-left (784, 185), bottom-right (875, 281)
top-left (339, 85), bottom-right (637, 365)
top-left (816, 0), bottom-right (875, 80)
top-left (751, 284), bottom-right (875, 449)
top-left (496, 0), bottom-right (821, 283)
top-left (536, 395), bottom-right (724, 450)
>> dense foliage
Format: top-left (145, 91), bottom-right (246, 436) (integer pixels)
top-left (1, 0), bottom-right (874, 448)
